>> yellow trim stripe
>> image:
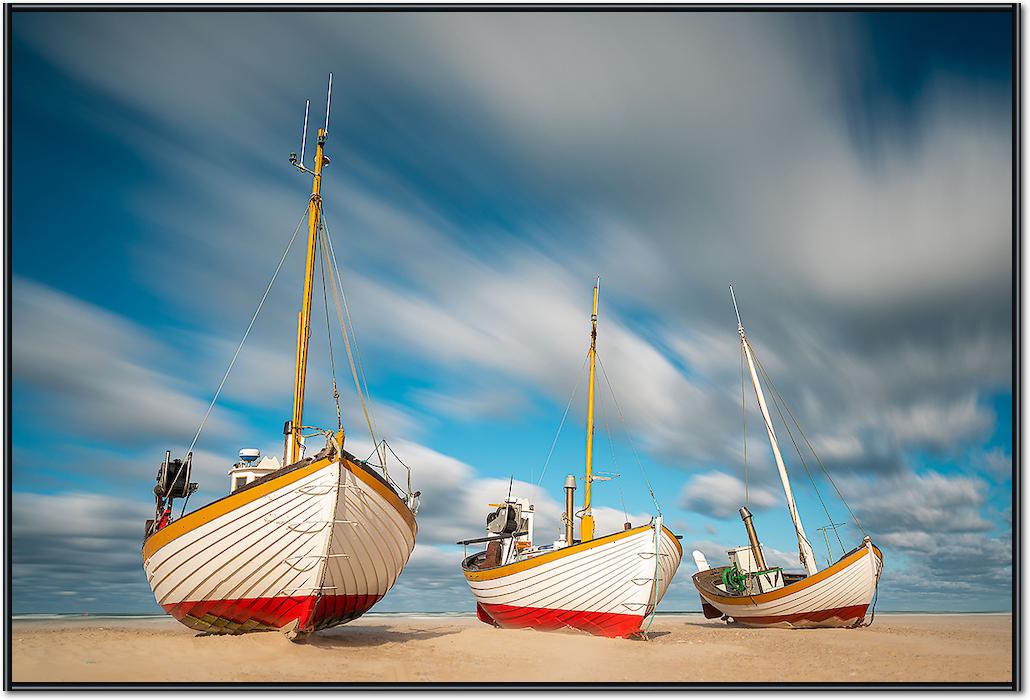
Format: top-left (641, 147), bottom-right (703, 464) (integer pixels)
top-left (142, 459), bottom-right (328, 561)
top-left (463, 524), bottom-right (679, 582)
top-left (342, 458), bottom-right (417, 536)
top-left (142, 455), bottom-right (416, 561)
top-left (702, 544), bottom-right (882, 606)
top-left (664, 526), bottom-right (684, 557)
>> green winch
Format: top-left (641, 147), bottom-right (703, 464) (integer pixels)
top-left (721, 565), bottom-right (748, 593)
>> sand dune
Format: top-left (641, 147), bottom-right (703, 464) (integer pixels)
top-left (11, 614), bottom-right (1011, 685)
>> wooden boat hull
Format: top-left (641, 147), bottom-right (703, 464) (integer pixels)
top-left (462, 522), bottom-right (682, 638)
top-left (692, 540), bottom-right (883, 628)
top-left (142, 452), bottom-right (416, 635)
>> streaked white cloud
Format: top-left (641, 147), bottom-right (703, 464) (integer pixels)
top-left (679, 471), bottom-right (779, 519)
top-left (12, 277), bottom-right (240, 445)
top-left (10, 11), bottom-right (1012, 613)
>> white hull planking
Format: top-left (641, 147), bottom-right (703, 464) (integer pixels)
top-left (467, 524), bottom-right (681, 623)
top-left (143, 457), bottom-right (415, 633)
top-left (696, 542), bottom-right (882, 628)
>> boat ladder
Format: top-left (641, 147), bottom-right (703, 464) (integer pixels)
top-left (283, 552), bottom-right (351, 571)
top-left (263, 515), bottom-right (358, 532)
top-left (278, 585), bottom-right (339, 596)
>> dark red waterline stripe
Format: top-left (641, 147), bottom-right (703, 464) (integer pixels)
top-left (736, 603), bottom-right (868, 626)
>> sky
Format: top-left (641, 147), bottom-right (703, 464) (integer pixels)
top-left (9, 9), bottom-right (1014, 614)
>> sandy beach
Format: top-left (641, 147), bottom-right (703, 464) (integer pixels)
top-left (11, 613), bottom-right (1011, 685)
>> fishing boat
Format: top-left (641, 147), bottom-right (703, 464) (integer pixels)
top-left (690, 287), bottom-right (883, 629)
top-left (141, 76), bottom-right (419, 639)
top-left (459, 280), bottom-right (683, 638)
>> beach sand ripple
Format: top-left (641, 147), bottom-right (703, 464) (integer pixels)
top-left (11, 614), bottom-right (1012, 684)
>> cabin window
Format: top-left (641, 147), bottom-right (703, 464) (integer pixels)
top-left (234, 477), bottom-right (248, 491)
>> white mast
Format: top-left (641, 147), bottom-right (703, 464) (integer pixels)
top-left (731, 287), bottom-right (819, 577)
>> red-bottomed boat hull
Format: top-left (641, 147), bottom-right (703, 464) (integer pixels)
top-left (162, 593), bottom-right (383, 634)
top-left (478, 602), bottom-right (646, 638)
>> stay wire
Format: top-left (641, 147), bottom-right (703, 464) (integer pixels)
top-left (319, 226), bottom-right (383, 470)
top-left (320, 205), bottom-right (376, 428)
top-left (742, 339), bottom-right (818, 560)
top-left (319, 202), bottom-right (385, 465)
top-left (752, 349), bottom-right (867, 538)
top-left (186, 206), bottom-right (309, 456)
top-left (317, 207), bottom-right (387, 469)
top-left (599, 369), bottom-right (620, 478)
top-left (595, 352), bottom-right (661, 515)
top-left (317, 226), bottom-right (343, 432)
top-left (759, 362), bottom-right (839, 554)
top-left (753, 352), bottom-right (845, 555)
top-left (536, 352), bottom-right (589, 485)
top-left (598, 362), bottom-right (626, 518)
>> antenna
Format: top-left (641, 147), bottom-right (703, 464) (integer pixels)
top-left (729, 285), bottom-right (743, 331)
top-left (324, 72), bottom-right (333, 134)
top-left (816, 522), bottom-right (848, 567)
top-left (300, 99), bottom-right (310, 167)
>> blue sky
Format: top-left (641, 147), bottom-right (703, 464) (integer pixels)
top-left (10, 9), bottom-right (1013, 614)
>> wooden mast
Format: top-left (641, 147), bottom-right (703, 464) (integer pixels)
top-left (287, 78), bottom-right (332, 466)
top-left (581, 277), bottom-right (600, 541)
top-left (731, 287), bottom-right (819, 576)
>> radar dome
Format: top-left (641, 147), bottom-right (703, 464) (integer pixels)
top-left (239, 448), bottom-right (261, 463)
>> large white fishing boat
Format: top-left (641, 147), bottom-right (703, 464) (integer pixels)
top-left (691, 287), bottom-right (883, 628)
top-left (459, 280), bottom-right (682, 638)
top-left (141, 76), bottom-right (419, 639)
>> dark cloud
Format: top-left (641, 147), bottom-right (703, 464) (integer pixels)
top-left (12, 493), bottom-right (156, 613)
top-left (10, 11), bottom-right (1012, 612)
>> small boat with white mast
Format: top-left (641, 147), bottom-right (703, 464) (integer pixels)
top-left (141, 75), bottom-right (419, 639)
top-left (459, 279), bottom-right (682, 638)
top-left (690, 287), bottom-right (883, 628)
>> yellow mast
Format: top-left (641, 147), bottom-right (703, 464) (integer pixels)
top-left (581, 277), bottom-right (600, 541)
top-left (286, 126), bottom-right (328, 465)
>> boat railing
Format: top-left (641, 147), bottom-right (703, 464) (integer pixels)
top-left (296, 429), bottom-right (423, 515)
top-left (360, 439), bottom-right (421, 513)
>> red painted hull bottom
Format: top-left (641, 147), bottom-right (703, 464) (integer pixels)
top-left (730, 604), bottom-right (869, 628)
top-left (162, 593), bottom-right (382, 635)
top-left (478, 602), bottom-right (645, 638)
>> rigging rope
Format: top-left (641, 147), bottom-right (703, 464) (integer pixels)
top-left (599, 383), bottom-right (621, 482)
top-left (753, 353), bottom-right (843, 555)
top-left (186, 206), bottom-right (309, 456)
top-left (595, 352), bottom-right (661, 514)
top-left (317, 228), bottom-right (343, 432)
top-left (860, 547), bottom-right (884, 627)
top-left (740, 339), bottom-right (819, 560)
top-left (536, 353), bottom-right (589, 485)
top-left (751, 350), bottom-right (867, 539)
top-left (319, 232), bottom-right (381, 467)
top-left (320, 205), bottom-right (386, 468)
